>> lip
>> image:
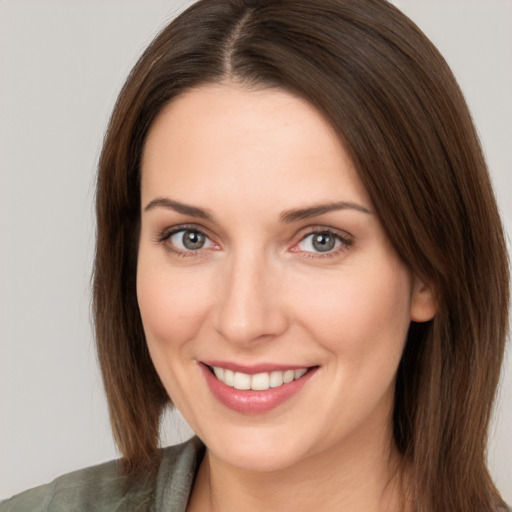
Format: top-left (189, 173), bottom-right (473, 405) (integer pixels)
top-left (199, 362), bottom-right (318, 414)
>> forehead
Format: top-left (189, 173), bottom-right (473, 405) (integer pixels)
top-left (140, 83), bottom-right (371, 212)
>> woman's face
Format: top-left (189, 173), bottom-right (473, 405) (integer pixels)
top-left (137, 84), bottom-right (435, 472)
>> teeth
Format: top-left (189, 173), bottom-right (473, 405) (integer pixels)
top-left (269, 371), bottom-right (283, 388)
top-left (211, 366), bottom-right (309, 391)
top-left (283, 370), bottom-right (295, 383)
top-left (294, 368), bottom-right (307, 379)
top-left (251, 372), bottom-right (270, 391)
top-left (233, 372), bottom-right (251, 390)
top-left (224, 369), bottom-right (234, 387)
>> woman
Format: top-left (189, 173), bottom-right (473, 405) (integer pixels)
top-left (2, 0), bottom-right (509, 511)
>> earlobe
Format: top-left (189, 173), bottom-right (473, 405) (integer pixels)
top-left (410, 276), bottom-right (437, 322)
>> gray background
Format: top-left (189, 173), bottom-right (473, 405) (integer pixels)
top-left (1, 0), bottom-right (510, 501)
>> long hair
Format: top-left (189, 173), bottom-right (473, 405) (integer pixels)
top-left (93, 1), bottom-right (510, 510)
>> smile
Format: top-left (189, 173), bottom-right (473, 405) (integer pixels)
top-left (200, 362), bottom-right (317, 414)
top-left (210, 366), bottom-right (308, 391)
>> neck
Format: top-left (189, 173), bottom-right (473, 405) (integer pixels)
top-left (189, 422), bottom-right (406, 512)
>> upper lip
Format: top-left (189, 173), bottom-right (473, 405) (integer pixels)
top-left (200, 360), bottom-right (315, 375)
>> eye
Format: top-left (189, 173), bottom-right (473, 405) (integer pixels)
top-left (296, 231), bottom-right (348, 254)
top-left (167, 229), bottom-right (215, 252)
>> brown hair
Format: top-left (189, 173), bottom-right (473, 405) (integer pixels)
top-left (93, 0), bottom-right (510, 510)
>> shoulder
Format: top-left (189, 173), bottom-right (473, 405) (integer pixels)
top-left (0, 437), bottom-right (205, 512)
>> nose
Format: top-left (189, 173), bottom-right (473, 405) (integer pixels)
top-left (214, 252), bottom-right (289, 346)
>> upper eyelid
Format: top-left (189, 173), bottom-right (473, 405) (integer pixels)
top-left (157, 223), bottom-right (211, 240)
top-left (295, 230), bottom-right (352, 250)
top-left (295, 224), bottom-right (353, 242)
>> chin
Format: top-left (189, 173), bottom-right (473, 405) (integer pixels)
top-left (212, 443), bottom-right (304, 473)
top-left (195, 422), bottom-right (319, 473)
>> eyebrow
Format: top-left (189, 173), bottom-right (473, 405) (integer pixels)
top-left (144, 198), bottom-right (213, 220)
top-left (144, 197), bottom-right (371, 223)
top-left (280, 201), bottom-right (372, 223)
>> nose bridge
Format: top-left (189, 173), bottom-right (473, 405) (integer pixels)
top-left (215, 245), bottom-right (287, 345)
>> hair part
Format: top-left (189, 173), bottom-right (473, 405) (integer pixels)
top-left (93, 1), bottom-right (510, 510)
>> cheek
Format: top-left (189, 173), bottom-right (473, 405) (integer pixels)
top-left (136, 256), bottom-right (212, 351)
top-left (299, 258), bottom-right (413, 363)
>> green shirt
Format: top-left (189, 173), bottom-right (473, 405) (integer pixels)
top-left (3, 438), bottom-right (509, 511)
top-left (0, 437), bottom-right (204, 512)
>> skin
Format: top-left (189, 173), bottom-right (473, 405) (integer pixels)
top-left (137, 83), bottom-right (436, 512)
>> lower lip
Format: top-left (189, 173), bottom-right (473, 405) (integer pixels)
top-left (200, 364), bottom-right (317, 414)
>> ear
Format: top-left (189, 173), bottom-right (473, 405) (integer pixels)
top-left (410, 275), bottom-right (437, 322)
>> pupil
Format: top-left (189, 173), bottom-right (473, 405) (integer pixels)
top-left (312, 233), bottom-right (335, 252)
top-left (183, 231), bottom-right (205, 250)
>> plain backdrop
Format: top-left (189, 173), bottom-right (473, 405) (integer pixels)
top-left (0, 0), bottom-right (511, 502)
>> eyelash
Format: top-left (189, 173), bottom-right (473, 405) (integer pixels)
top-left (155, 224), bottom-right (353, 259)
top-left (156, 224), bottom-right (214, 258)
top-left (292, 229), bottom-right (353, 259)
